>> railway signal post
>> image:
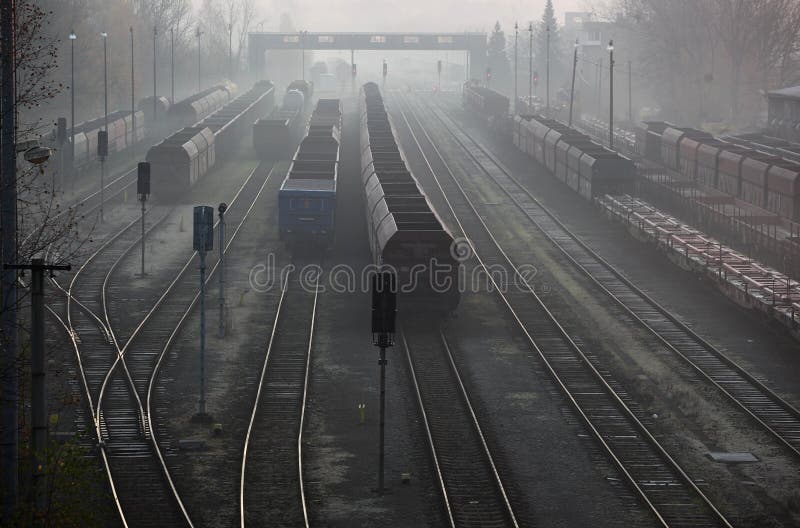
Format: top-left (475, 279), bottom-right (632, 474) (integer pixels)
top-left (218, 203), bottom-right (227, 338)
top-left (138, 162), bottom-right (150, 276)
top-left (194, 206), bottom-right (214, 418)
top-left (6, 259), bottom-right (70, 523)
top-left (371, 272), bottom-right (396, 495)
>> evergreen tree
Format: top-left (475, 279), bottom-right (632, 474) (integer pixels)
top-left (487, 21), bottom-right (512, 94)
top-left (535, 0), bottom-right (564, 98)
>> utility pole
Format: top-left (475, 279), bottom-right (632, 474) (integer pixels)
top-left (528, 23), bottom-right (533, 108)
top-left (6, 260), bottom-right (70, 525)
top-left (628, 60), bottom-right (632, 123)
top-left (138, 163), bottom-right (150, 276)
top-left (382, 59), bottom-right (387, 89)
top-left (301, 31), bottom-right (305, 81)
top-left (228, 24), bottom-right (233, 80)
top-left (101, 32), bottom-right (108, 223)
top-left (569, 39), bottom-right (578, 126)
top-left (196, 25), bottom-right (203, 92)
top-left (153, 26), bottom-right (157, 122)
top-left (171, 28), bottom-right (175, 103)
top-left (1, 0), bottom-right (19, 519)
top-left (514, 22), bottom-right (518, 114)
top-left (608, 40), bottom-right (614, 149)
top-left (130, 27), bottom-right (135, 158)
top-left (218, 203), bottom-right (227, 338)
top-left (193, 206), bottom-right (214, 418)
top-left (546, 25), bottom-right (550, 113)
top-left (371, 272), bottom-right (396, 495)
top-left (69, 31), bottom-right (76, 178)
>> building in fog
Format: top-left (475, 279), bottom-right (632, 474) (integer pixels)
top-left (767, 85), bottom-right (800, 142)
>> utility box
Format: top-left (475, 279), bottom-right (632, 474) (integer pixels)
top-left (193, 205), bottom-right (214, 252)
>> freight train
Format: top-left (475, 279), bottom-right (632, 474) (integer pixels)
top-left (48, 81), bottom-right (236, 177)
top-left (513, 115), bottom-right (636, 199)
top-left (253, 82), bottom-right (311, 160)
top-left (146, 80), bottom-right (275, 201)
top-left (360, 82), bottom-right (460, 311)
top-left (637, 122), bottom-right (800, 221)
top-left (278, 98), bottom-right (342, 249)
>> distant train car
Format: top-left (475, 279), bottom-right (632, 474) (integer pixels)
top-left (147, 80), bottom-right (273, 201)
top-left (278, 99), bottom-right (342, 248)
top-left (513, 114), bottom-right (636, 199)
top-left (360, 82), bottom-right (460, 311)
top-left (637, 123), bottom-right (800, 221)
top-left (462, 80), bottom-right (510, 125)
top-left (287, 80), bottom-right (314, 113)
top-left (253, 89), bottom-right (307, 160)
top-left (146, 126), bottom-right (215, 201)
top-left (168, 85), bottom-right (232, 129)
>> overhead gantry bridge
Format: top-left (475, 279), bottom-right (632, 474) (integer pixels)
top-left (247, 31), bottom-right (488, 81)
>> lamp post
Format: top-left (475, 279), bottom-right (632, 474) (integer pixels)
top-left (196, 25), bottom-right (203, 92)
top-left (513, 22), bottom-right (518, 114)
top-left (528, 22), bottom-right (533, 108)
top-left (130, 27), bottom-right (135, 158)
top-left (101, 31), bottom-right (108, 223)
top-left (628, 60), bottom-right (632, 123)
top-left (69, 31), bottom-right (76, 177)
top-left (569, 39), bottom-right (578, 126)
top-left (171, 28), bottom-right (175, 103)
top-left (608, 39), bottom-right (614, 149)
top-left (546, 25), bottom-right (550, 113)
top-left (153, 26), bottom-right (158, 122)
top-left (301, 30), bottom-right (306, 81)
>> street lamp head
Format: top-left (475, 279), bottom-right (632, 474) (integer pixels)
top-left (69, 32), bottom-right (76, 40)
top-left (575, 39), bottom-right (579, 48)
top-left (101, 31), bottom-right (108, 38)
top-left (528, 22), bottom-right (533, 32)
top-left (24, 146), bottom-right (52, 165)
top-left (608, 40), bottom-right (614, 51)
top-left (218, 202), bottom-right (228, 214)
top-left (515, 21), bottom-right (518, 31)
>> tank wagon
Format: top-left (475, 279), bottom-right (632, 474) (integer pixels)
top-left (287, 80), bottom-right (314, 114)
top-left (147, 81), bottom-right (274, 201)
top-left (278, 98), bottom-right (342, 248)
top-left (253, 88), bottom-right (307, 160)
top-left (512, 115), bottom-right (636, 199)
top-left (637, 121), bottom-right (800, 221)
top-left (360, 82), bottom-right (460, 311)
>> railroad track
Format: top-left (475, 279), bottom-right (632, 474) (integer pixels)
top-left (44, 161), bottom-right (272, 526)
top-left (21, 164), bottom-right (138, 254)
top-left (239, 267), bottom-right (318, 528)
top-left (393, 90), bottom-right (732, 528)
top-left (401, 321), bottom-right (518, 528)
top-left (427, 96), bottom-right (800, 460)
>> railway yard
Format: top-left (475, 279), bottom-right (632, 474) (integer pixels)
top-left (17, 77), bottom-right (797, 528)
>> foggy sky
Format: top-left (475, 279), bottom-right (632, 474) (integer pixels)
top-left (203, 0), bottom-right (595, 33)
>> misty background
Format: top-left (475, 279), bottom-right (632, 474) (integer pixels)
top-left (22, 0), bottom-right (800, 137)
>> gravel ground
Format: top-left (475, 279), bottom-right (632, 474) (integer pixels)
top-left (387, 91), bottom-right (660, 527)
top-left (303, 97), bottom-right (444, 527)
top-left (418, 93), bottom-right (800, 526)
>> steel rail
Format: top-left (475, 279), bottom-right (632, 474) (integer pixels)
top-left (239, 268), bottom-right (317, 528)
top-left (394, 90), bottom-right (732, 528)
top-left (429, 96), bottom-right (800, 460)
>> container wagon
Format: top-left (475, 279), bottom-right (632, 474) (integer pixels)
top-left (278, 98), bottom-right (342, 249)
